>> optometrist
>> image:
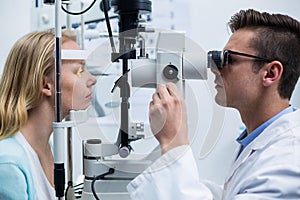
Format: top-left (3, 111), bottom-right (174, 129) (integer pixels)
top-left (127, 9), bottom-right (300, 200)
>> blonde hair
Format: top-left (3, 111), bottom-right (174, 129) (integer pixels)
top-left (0, 30), bottom-right (76, 139)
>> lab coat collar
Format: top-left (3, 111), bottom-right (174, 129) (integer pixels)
top-left (225, 109), bottom-right (300, 183)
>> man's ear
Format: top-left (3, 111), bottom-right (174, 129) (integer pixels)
top-left (42, 75), bottom-right (53, 97)
top-left (262, 61), bottom-right (283, 87)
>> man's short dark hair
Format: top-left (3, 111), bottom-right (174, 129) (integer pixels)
top-left (228, 9), bottom-right (300, 99)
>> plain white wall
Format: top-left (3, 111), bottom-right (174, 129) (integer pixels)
top-left (0, 0), bottom-right (32, 74)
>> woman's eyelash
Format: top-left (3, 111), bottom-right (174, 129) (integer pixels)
top-left (77, 67), bottom-right (84, 77)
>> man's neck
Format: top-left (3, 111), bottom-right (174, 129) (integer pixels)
top-left (240, 99), bottom-right (290, 134)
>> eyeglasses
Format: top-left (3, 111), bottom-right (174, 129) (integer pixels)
top-left (208, 49), bottom-right (273, 69)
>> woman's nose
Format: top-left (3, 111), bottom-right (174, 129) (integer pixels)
top-left (87, 72), bottom-right (97, 87)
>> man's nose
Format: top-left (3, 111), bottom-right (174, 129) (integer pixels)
top-left (210, 67), bottom-right (221, 76)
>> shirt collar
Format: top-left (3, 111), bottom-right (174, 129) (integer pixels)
top-left (236, 106), bottom-right (294, 150)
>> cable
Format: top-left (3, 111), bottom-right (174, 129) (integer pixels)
top-left (91, 168), bottom-right (115, 200)
top-left (102, 0), bottom-right (117, 53)
top-left (85, 15), bottom-right (118, 24)
top-left (61, 0), bottom-right (97, 15)
top-left (65, 181), bottom-right (84, 200)
top-left (61, 16), bottom-right (118, 30)
top-left (64, 181), bottom-right (73, 200)
top-left (65, 184), bottom-right (70, 200)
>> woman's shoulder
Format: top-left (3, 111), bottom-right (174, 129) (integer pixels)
top-left (0, 136), bottom-right (28, 165)
top-left (0, 136), bottom-right (36, 199)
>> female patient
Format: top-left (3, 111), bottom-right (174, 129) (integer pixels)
top-left (0, 30), bottom-right (96, 199)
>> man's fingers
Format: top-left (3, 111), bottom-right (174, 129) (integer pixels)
top-left (166, 82), bottom-right (182, 98)
top-left (153, 83), bottom-right (183, 105)
top-left (151, 92), bottom-right (161, 104)
top-left (157, 84), bottom-right (170, 100)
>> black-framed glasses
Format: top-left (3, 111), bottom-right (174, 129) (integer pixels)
top-left (208, 49), bottom-right (273, 69)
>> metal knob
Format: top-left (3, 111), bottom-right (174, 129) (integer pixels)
top-left (163, 64), bottom-right (178, 80)
top-left (119, 146), bottom-right (130, 158)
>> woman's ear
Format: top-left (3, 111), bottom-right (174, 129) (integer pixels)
top-left (262, 61), bottom-right (283, 87)
top-left (42, 75), bottom-right (53, 97)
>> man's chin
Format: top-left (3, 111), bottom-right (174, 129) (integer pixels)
top-left (214, 95), bottom-right (227, 107)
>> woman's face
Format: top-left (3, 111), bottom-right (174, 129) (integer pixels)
top-left (61, 40), bottom-right (97, 116)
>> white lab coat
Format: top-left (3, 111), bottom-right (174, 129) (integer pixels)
top-left (127, 110), bottom-right (300, 200)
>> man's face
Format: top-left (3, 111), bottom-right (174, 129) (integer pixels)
top-left (211, 29), bottom-right (262, 110)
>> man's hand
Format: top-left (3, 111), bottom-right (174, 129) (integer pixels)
top-left (149, 83), bottom-right (188, 154)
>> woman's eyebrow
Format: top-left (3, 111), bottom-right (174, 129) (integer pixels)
top-left (79, 60), bottom-right (86, 66)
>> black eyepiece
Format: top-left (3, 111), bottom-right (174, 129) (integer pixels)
top-left (207, 50), bottom-right (222, 69)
